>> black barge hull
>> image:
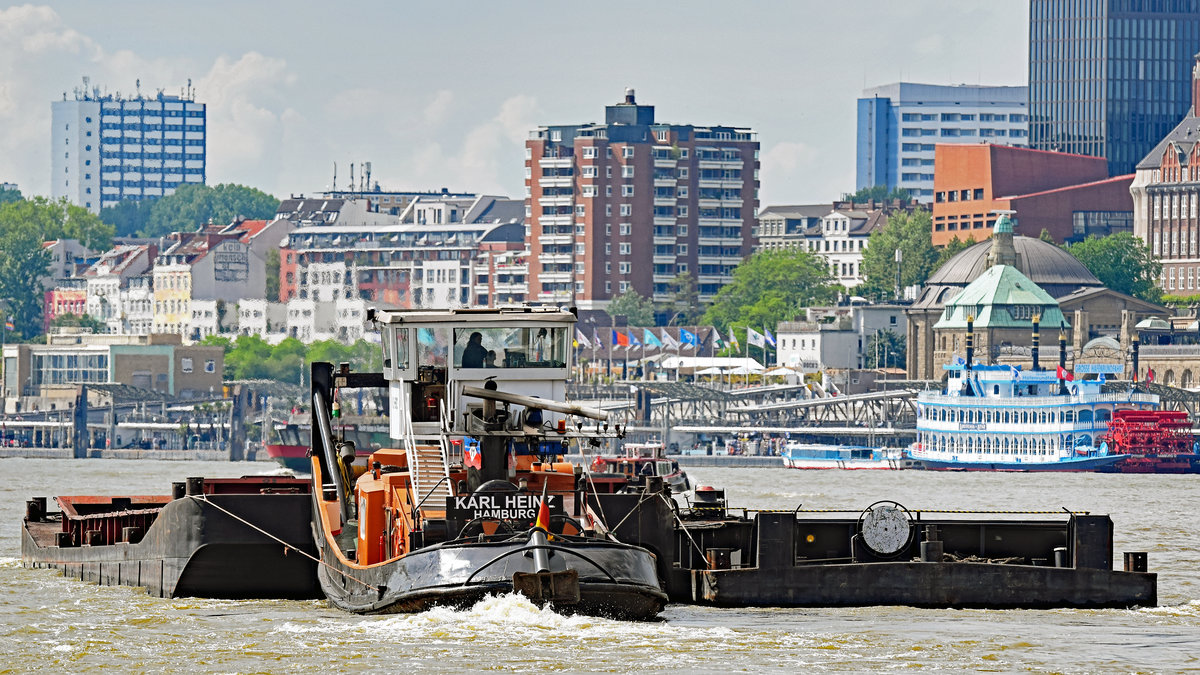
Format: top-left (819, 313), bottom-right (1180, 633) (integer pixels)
top-left (593, 493), bottom-right (1158, 610)
top-left (22, 477), bottom-right (321, 600)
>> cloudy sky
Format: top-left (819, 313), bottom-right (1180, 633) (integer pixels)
top-left (0, 2), bottom-right (1027, 206)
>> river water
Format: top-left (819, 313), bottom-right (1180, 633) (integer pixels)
top-left (0, 458), bottom-right (1196, 673)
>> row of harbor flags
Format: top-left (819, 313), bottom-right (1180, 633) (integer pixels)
top-left (572, 326), bottom-right (777, 351)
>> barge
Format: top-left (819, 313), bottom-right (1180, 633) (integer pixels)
top-left (22, 476), bottom-right (321, 599)
top-left (598, 488), bottom-right (1157, 609)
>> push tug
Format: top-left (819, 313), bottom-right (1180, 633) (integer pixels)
top-left (307, 307), bottom-right (667, 619)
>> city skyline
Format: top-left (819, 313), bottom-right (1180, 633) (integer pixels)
top-left (0, 2), bottom-right (1026, 207)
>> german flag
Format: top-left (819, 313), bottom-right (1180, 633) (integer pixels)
top-left (534, 481), bottom-right (551, 531)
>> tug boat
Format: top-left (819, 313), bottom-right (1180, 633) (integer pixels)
top-left (588, 441), bottom-right (692, 492)
top-left (307, 307), bottom-right (668, 619)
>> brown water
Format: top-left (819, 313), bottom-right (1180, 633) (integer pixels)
top-left (1, 458), bottom-right (1197, 673)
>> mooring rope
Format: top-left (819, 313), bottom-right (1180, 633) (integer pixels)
top-left (185, 494), bottom-right (379, 592)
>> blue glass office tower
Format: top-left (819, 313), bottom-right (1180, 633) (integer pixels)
top-left (1029, 0), bottom-right (1200, 176)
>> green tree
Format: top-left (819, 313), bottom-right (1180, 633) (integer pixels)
top-left (0, 218), bottom-right (50, 338)
top-left (265, 248), bottom-right (281, 302)
top-left (936, 235), bottom-right (978, 267)
top-left (0, 185), bottom-right (21, 205)
top-left (657, 272), bottom-right (701, 325)
top-left (50, 312), bottom-right (106, 333)
top-left (1038, 228), bottom-right (1057, 243)
top-left (141, 183), bottom-right (280, 238)
top-left (865, 329), bottom-right (906, 369)
top-left (607, 289), bottom-right (655, 326)
top-left (847, 185), bottom-right (913, 203)
top-left (702, 248), bottom-right (839, 330)
top-left (1067, 232), bottom-right (1162, 303)
top-left (857, 209), bottom-right (939, 301)
top-left (99, 199), bottom-right (154, 238)
top-left (0, 197), bottom-right (114, 337)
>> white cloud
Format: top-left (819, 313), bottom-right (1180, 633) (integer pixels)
top-left (423, 89), bottom-right (454, 125)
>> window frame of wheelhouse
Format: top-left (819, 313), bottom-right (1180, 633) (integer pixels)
top-left (376, 307), bottom-right (578, 463)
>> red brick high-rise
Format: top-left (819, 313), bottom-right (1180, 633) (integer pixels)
top-left (526, 90), bottom-right (759, 311)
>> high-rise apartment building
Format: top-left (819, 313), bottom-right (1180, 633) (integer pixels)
top-left (856, 83), bottom-right (1028, 202)
top-left (52, 81), bottom-right (206, 213)
top-left (1029, 0), bottom-right (1200, 176)
top-left (526, 90), bottom-right (758, 309)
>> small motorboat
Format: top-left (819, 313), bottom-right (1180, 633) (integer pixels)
top-left (307, 307), bottom-right (668, 620)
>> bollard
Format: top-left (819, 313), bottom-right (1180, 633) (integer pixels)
top-left (185, 476), bottom-right (204, 496)
top-left (705, 548), bottom-right (732, 569)
top-left (25, 500), bottom-right (43, 523)
top-left (171, 482), bottom-right (186, 500)
top-left (920, 540), bottom-right (943, 562)
top-left (1053, 546), bottom-right (1069, 568)
top-left (55, 531), bottom-right (74, 547)
top-left (1123, 551), bottom-right (1148, 573)
top-left (84, 530), bottom-right (105, 546)
top-left (122, 526), bottom-right (143, 544)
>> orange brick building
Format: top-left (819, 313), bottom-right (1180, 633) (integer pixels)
top-left (931, 144), bottom-right (1133, 247)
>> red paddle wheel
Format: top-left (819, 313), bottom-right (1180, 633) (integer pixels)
top-left (1100, 410), bottom-right (1199, 473)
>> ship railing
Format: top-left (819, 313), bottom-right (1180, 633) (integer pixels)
top-left (916, 392), bottom-right (1159, 406)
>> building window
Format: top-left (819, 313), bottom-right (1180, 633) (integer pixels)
top-left (620, 223), bottom-right (631, 235)
top-left (605, 186), bottom-right (612, 197)
top-left (656, 130), bottom-right (669, 142)
top-left (619, 262), bottom-right (631, 274)
top-left (582, 185), bottom-right (597, 198)
top-left (205, 359), bottom-right (216, 373)
top-left (620, 204), bottom-right (631, 216)
top-left (619, 243), bottom-right (631, 255)
top-left (678, 206), bottom-right (688, 217)
top-left (623, 146), bottom-right (634, 158)
top-left (622, 166), bottom-right (635, 178)
top-left (677, 244), bottom-right (688, 255)
top-left (583, 147), bottom-right (597, 159)
top-left (622, 185), bottom-right (634, 197)
top-left (582, 166), bottom-right (597, 178)
top-left (575, 205), bottom-right (586, 217)
top-left (677, 186), bottom-right (688, 198)
top-left (181, 358), bottom-right (194, 373)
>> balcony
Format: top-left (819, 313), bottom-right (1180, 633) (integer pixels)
top-left (697, 256), bottom-right (722, 265)
top-left (539, 176), bottom-right (573, 189)
top-left (539, 157), bottom-right (573, 169)
top-left (653, 255), bottom-right (675, 265)
top-left (537, 234), bottom-right (573, 246)
top-left (654, 158), bottom-right (678, 169)
top-left (538, 253), bottom-right (573, 264)
top-left (653, 197), bottom-right (676, 207)
top-left (539, 195), bottom-right (574, 207)
top-left (537, 214), bottom-right (573, 226)
top-left (653, 235), bottom-right (676, 246)
top-left (653, 216), bottom-right (676, 227)
top-left (653, 177), bottom-right (678, 188)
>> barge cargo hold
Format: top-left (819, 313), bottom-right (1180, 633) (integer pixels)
top-left (22, 476), bottom-right (321, 600)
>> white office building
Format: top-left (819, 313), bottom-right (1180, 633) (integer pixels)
top-left (857, 83), bottom-right (1028, 202)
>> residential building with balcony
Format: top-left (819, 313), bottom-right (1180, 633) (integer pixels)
top-left (82, 243), bottom-right (157, 333)
top-left (52, 82), bottom-right (205, 213)
top-left (276, 194), bottom-right (526, 313)
top-left (526, 89), bottom-right (759, 309)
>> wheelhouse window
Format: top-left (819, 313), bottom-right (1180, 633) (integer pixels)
top-left (453, 326), bottom-right (568, 368)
